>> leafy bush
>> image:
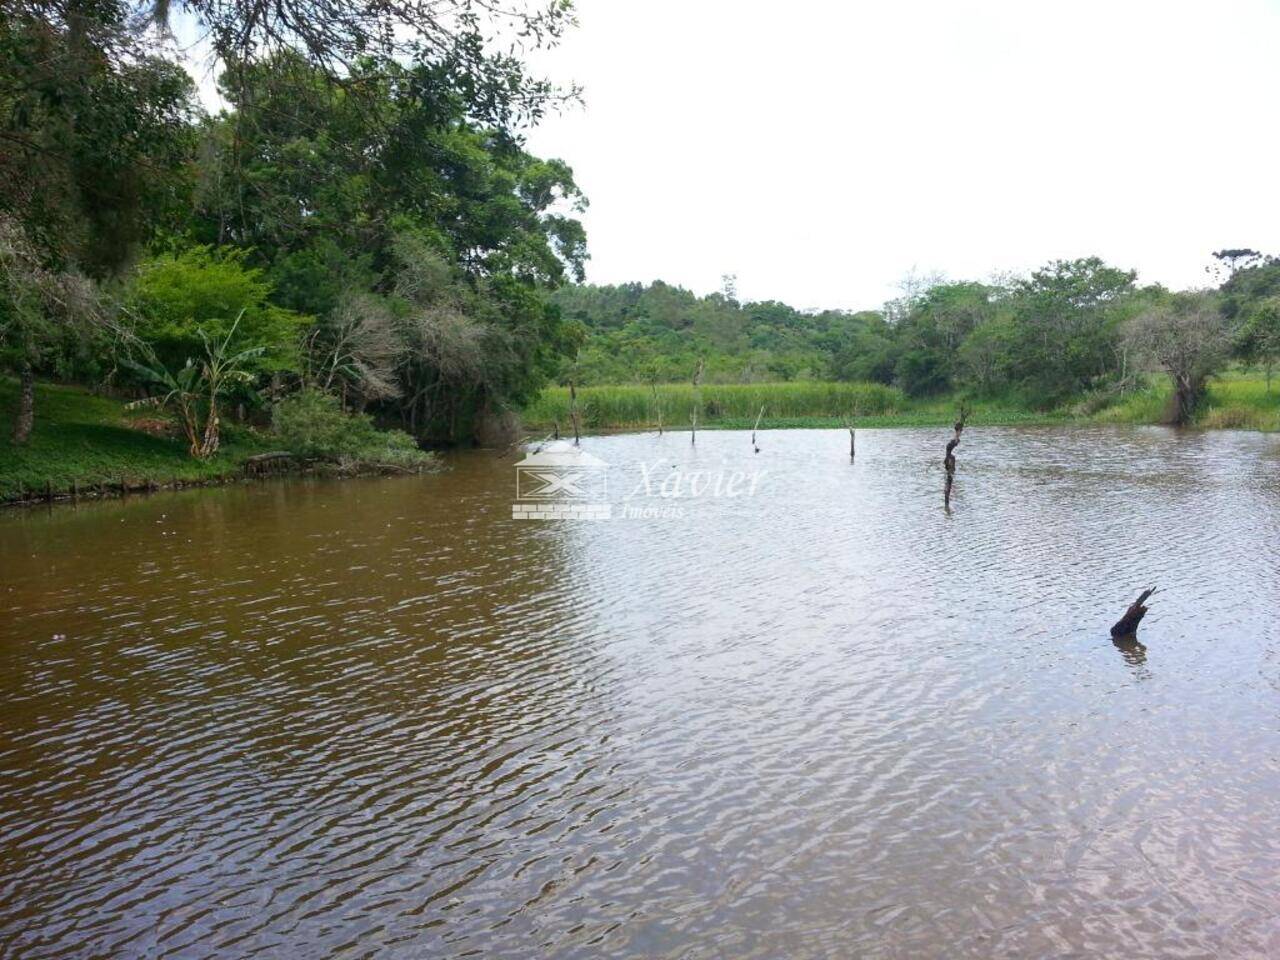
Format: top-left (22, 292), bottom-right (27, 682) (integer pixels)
top-left (272, 389), bottom-right (432, 467)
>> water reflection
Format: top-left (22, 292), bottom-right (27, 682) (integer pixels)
top-left (1112, 635), bottom-right (1151, 679)
top-left (2, 425), bottom-right (1280, 959)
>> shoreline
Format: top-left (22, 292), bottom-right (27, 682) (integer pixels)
top-left (0, 380), bottom-right (438, 509)
top-left (0, 458), bottom-right (438, 510)
top-left (6, 375), bottom-right (1277, 510)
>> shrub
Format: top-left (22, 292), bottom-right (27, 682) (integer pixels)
top-left (273, 389), bottom-right (432, 468)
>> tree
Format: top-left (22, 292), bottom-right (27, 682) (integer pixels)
top-left (0, 7), bottom-right (197, 272)
top-left (0, 216), bottom-right (102, 443)
top-left (12, 0), bottom-right (577, 128)
top-left (1208, 248), bottom-right (1274, 288)
top-left (125, 312), bottom-right (265, 458)
top-left (194, 55), bottom-right (587, 288)
top-left (1125, 294), bottom-right (1231, 425)
top-left (1237, 297), bottom-right (1280, 393)
top-left (892, 282), bottom-right (995, 396)
top-left (304, 292), bottom-right (403, 409)
top-left (1004, 257), bottom-right (1137, 401)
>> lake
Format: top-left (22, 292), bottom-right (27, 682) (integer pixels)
top-left (2, 426), bottom-right (1279, 958)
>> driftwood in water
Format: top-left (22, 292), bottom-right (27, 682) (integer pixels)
top-left (943, 404), bottom-right (970, 507)
top-left (1110, 587), bottom-right (1157, 639)
top-left (751, 405), bottom-right (765, 453)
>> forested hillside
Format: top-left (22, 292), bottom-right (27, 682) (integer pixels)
top-left (555, 253), bottom-right (1280, 419)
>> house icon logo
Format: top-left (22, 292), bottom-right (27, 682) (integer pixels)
top-left (513, 441), bottom-right (611, 520)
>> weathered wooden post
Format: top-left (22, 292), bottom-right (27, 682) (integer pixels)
top-left (943, 404), bottom-right (969, 508)
top-left (569, 381), bottom-right (581, 446)
top-left (751, 405), bottom-right (765, 453)
top-left (690, 358), bottom-right (704, 445)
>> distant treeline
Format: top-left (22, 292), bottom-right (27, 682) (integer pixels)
top-left (554, 253), bottom-right (1280, 422)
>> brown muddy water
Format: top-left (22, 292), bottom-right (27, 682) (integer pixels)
top-left (2, 426), bottom-right (1280, 959)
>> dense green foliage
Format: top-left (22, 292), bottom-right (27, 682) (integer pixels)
top-left (126, 247), bottom-right (304, 374)
top-left (1, 0), bottom-right (586, 453)
top-left (555, 259), bottom-right (1148, 402)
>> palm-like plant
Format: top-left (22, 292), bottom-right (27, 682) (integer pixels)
top-left (126, 311), bottom-right (265, 458)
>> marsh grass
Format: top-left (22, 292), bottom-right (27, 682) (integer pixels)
top-left (524, 381), bottom-right (1062, 430)
top-left (525, 371), bottom-right (1280, 433)
top-left (526, 381), bottom-right (907, 429)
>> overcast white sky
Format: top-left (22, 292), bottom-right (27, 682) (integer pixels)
top-left (519, 0), bottom-right (1280, 310)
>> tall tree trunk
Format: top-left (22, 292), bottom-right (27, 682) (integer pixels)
top-left (198, 401), bottom-right (221, 458)
top-left (198, 395), bottom-right (220, 458)
top-left (1172, 373), bottom-right (1202, 426)
top-left (12, 361), bottom-right (35, 445)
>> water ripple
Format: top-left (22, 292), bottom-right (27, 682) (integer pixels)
top-left (2, 425), bottom-right (1279, 958)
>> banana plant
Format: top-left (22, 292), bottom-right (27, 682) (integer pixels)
top-left (125, 311), bottom-right (265, 459)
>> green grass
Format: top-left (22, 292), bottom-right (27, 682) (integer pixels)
top-left (524, 372), bottom-right (1280, 433)
top-left (1091, 370), bottom-right (1280, 430)
top-left (1198, 371), bottom-right (1280, 430)
top-left (524, 380), bottom-right (1064, 431)
top-left (0, 379), bottom-right (270, 502)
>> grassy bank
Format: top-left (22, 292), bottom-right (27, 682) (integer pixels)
top-left (0, 379), bottom-right (436, 504)
top-left (523, 373), bottom-right (1280, 432)
top-left (1093, 370), bottom-right (1280, 431)
top-left (0, 379), bottom-right (273, 502)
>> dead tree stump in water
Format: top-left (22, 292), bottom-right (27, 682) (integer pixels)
top-left (943, 404), bottom-right (969, 508)
top-left (1111, 587), bottom-right (1157, 639)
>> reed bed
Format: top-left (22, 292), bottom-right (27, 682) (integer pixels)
top-left (523, 381), bottom-right (906, 429)
top-left (523, 370), bottom-right (1280, 433)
